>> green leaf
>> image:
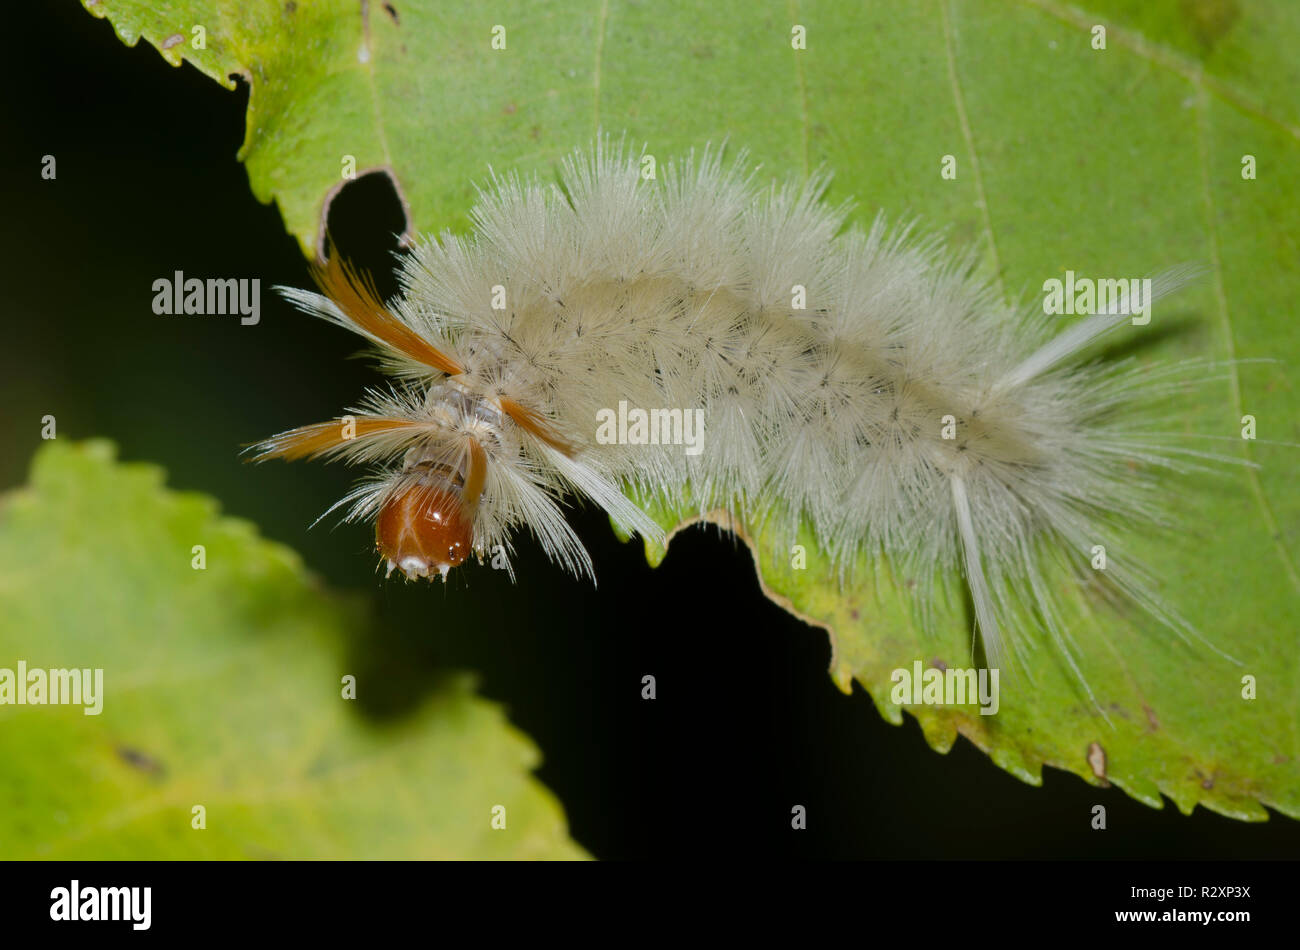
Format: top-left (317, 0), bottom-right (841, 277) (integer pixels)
top-left (0, 440), bottom-right (585, 858)
top-left (83, 0), bottom-right (1299, 818)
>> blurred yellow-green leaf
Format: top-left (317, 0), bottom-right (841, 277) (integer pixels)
top-left (0, 440), bottom-right (585, 858)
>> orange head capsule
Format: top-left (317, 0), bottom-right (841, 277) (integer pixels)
top-left (376, 481), bottom-right (473, 581)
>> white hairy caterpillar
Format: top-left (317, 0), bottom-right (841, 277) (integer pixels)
top-left (252, 138), bottom-right (1232, 684)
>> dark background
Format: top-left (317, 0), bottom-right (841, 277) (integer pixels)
top-left (1, 1), bottom-right (1295, 860)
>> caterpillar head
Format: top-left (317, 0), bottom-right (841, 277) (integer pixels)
top-left (247, 246), bottom-right (665, 585)
top-left (375, 479), bottom-right (473, 581)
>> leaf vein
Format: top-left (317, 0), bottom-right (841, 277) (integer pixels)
top-left (940, 0), bottom-right (1006, 301)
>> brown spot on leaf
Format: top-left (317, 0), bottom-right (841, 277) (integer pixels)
top-left (384, 2), bottom-right (399, 24)
top-left (1143, 703), bottom-right (1159, 731)
top-left (931, 658), bottom-right (949, 672)
top-left (1087, 741), bottom-right (1110, 787)
top-left (1180, 0), bottom-right (1240, 54)
top-left (117, 745), bottom-right (166, 777)
top-left (285, 1), bottom-right (297, 12)
top-left (161, 34), bottom-right (184, 51)
top-left (504, 102), bottom-right (517, 115)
